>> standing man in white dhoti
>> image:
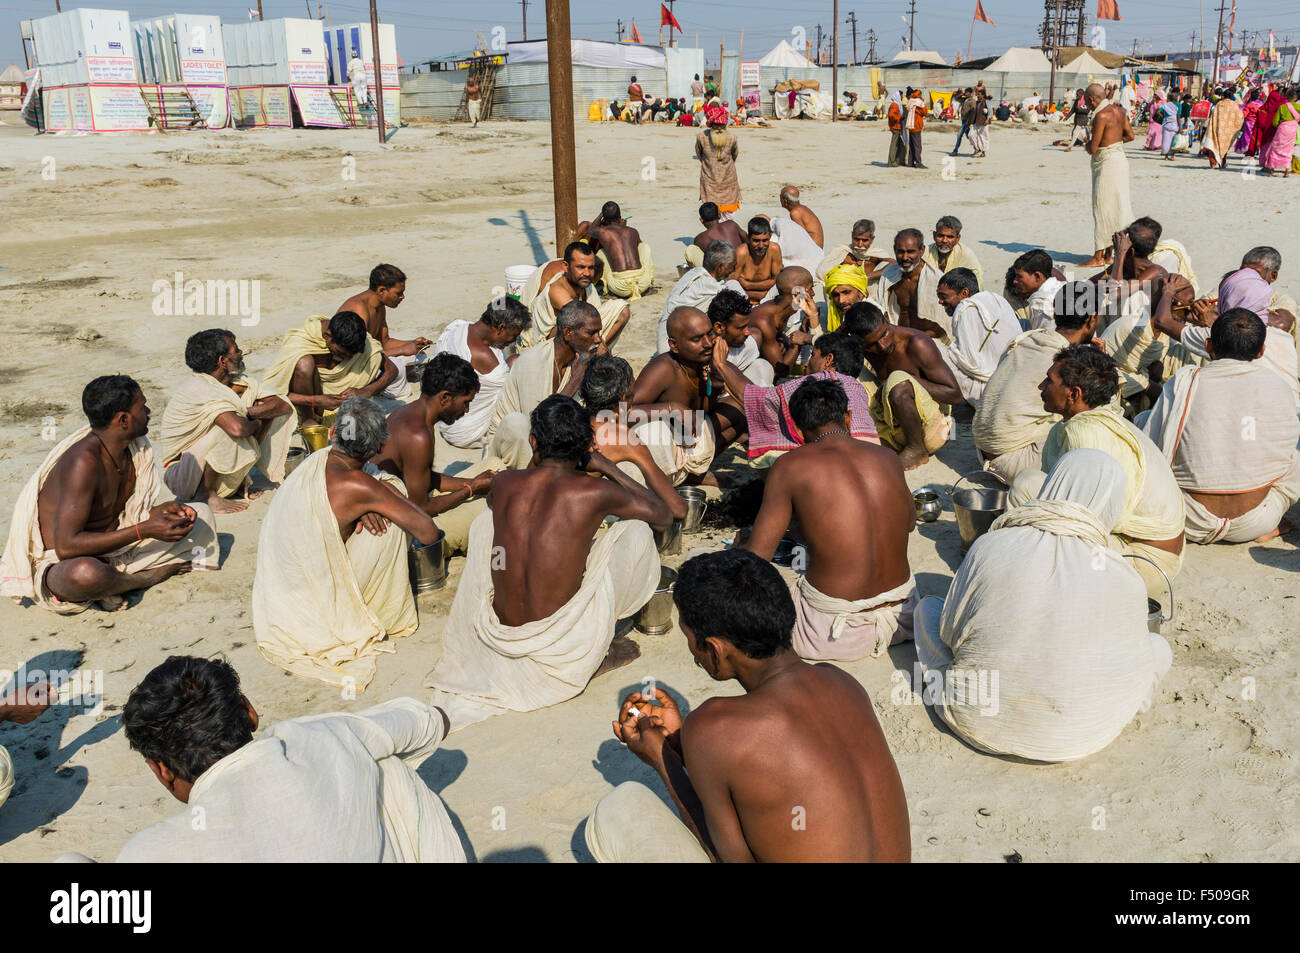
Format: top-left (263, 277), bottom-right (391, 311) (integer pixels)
top-left (1082, 82), bottom-right (1136, 267)
top-left (160, 329), bottom-right (294, 513)
top-left (347, 49), bottom-right (371, 110)
top-left (107, 657), bottom-right (465, 862)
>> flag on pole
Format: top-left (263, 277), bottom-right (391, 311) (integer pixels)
top-left (247, 7), bottom-right (258, 19)
top-left (973, 1), bottom-right (995, 26)
top-left (629, 21), bottom-right (644, 44)
top-left (1096, 0), bottom-right (1122, 21)
top-left (661, 3), bottom-right (683, 35)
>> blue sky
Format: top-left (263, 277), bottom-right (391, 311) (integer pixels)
top-left (6, 1), bottom-right (1300, 74)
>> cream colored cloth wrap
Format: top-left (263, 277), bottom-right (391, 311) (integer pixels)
top-left (863, 370), bottom-right (951, 454)
top-left (0, 428), bottom-right (218, 615)
top-left (656, 266), bottom-right (726, 354)
top-left (1179, 324), bottom-right (1300, 408)
top-left (586, 780), bottom-right (711, 863)
top-left (252, 449), bottom-right (417, 690)
top-left (628, 416), bottom-right (716, 485)
top-left (159, 372), bottom-right (294, 499)
top-left (914, 449), bottom-right (1170, 763)
top-left (115, 699), bottom-right (465, 863)
top-left (1091, 140), bottom-right (1135, 252)
top-left (433, 320), bottom-right (510, 449)
top-left (923, 240), bottom-right (984, 289)
top-left (520, 264), bottom-right (627, 350)
top-left (485, 338), bottom-right (570, 469)
top-left (597, 243), bottom-right (655, 300)
top-left (872, 260), bottom-right (950, 340)
top-left (790, 573), bottom-right (918, 661)
top-left (941, 291), bottom-right (1022, 407)
top-left (1101, 311), bottom-right (1202, 401)
top-left (426, 510), bottom-right (659, 731)
top-left (972, 328), bottom-right (1067, 481)
top-left (261, 316), bottom-right (385, 412)
top-left (1140, 360), bottom-right (1300, 544)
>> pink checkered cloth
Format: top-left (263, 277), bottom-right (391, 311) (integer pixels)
top-left (743, 370), bottom-right (878, 458)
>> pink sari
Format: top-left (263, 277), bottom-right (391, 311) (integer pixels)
top-left (1143, 93), bottom-right (1166, 149)
top-left (1236, 98), bottom-right (1262, 155)
top-left (1261, 103), bottom-right (1298, 171)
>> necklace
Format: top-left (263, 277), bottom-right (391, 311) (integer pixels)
top-left (813, 428), bottom-right (850, 443)
top-left (91, 432), bottom-right (127, 474)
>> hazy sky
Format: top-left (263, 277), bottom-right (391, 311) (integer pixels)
top-left (6, 1), bottom-right (1300, 75)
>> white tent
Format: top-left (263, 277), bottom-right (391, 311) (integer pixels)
top-left (986, 47), bottom-right (1052, 72)
top-left (1060, 51), bottom-right (1117, 77)
top-left (507, 39), bottom-right (664, 69)
top-left (760, 39), bottom-right (815, 69)
top-left (889, 49), bottom-right (948, 66)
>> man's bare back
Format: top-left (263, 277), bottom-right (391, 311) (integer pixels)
top-left (1089, 102), bottom-right (1132, 151)
top-left (694, 220), bottom-right (746, 252)
top-left (789, 204), bottom-right (824, 247)
top-left (589, 220), bottom-right (643, 273)
top-left (338, 291), bottom-right (386, 343)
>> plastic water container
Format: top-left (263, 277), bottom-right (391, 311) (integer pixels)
top-left (504, 264), bottom-right (535, 300)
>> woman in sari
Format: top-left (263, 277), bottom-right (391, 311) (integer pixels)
top-left (1251, 87), bottom-right (1288, 163)
top-left (1143, 89), bottom-right (1166, 150)
top-left (1201, 90), bottom-right (1243, 169)
top-left (1260, 87), bottom-right (1299, 176)
top-left (1235, 87), bottom-right (1264, 155)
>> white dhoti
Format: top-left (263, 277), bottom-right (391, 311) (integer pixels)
top-left (1091, 141), bottom-right (1134, 252)
top-left (1181, 453), bottom-right (1300, 543)
top-left (426, 511), bottom-right (658, 731)
top-left (434, 320), bottom-right (510, 450)
top-left (728, 336), bottom-right (774, 386)
top-left (585, 781), bottom-right (710, 863)
top-left (790, 574), bottom-right (918, 662)
top-left (468, 98), bottom-right (481, 125)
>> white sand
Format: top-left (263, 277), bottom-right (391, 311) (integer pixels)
top-left (0, 117), bottom-right (1296, 862)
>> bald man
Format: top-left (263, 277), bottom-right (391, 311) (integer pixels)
top-left (749, 266), bottom-right (819, 377)
top-left (1081, 82), bottom-right (1135, 268)
top-left (779, 186), bottom-right (824, 247)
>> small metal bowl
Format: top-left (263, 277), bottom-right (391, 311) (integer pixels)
top-left (914, 489), bottom-right (942, 523)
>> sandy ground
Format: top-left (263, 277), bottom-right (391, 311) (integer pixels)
top-left (0, 113), bottom-right (1297, 863)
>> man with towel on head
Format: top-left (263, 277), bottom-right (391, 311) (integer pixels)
top-left (872, 228), bottom-right (950, 342)
top-left (486, 300), bottom-right (602, 470)
top-left (974, 282), bottom-right (1101, 482)
top-left (338, 264), bottom-right (432, 401)
top-left (371, 354), bottom-right (501, 557)
top-left (426, 396), bottom-right (673, 730)
top-left (658, 240), bottom-right (739, 354)
top-left (1082, 83), bottom-right (1136, 267)
top-left (935, 268), bottom-right (1020, 409)
top-left (1, 376), bottom-right (217, 614)
top-left (583, 202), bottom-right (656, 300)
top-left (109, 656), bottom-right (465, 862)
top-left (518, 242), bottom-right (630, 351)
top-left (252, 398), bottom-right (441, 690)
top-left (740, 377), bottom-right (916, 661)
top-left (922, 215), bottom-right (984, 289)
top-left (431, 297), bottom-right (530, 464)
top-left (1140, 309), bottom-right (1300, 544)
top-left (262, 311), bottom-right (397, 425)
top-left (159, 329), bottom-right (295, 514)
top-left (1007, 344), bottom-right (1186, 599)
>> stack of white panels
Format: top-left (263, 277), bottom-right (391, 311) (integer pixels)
top-left (222, 17), bottom-right (328, 87)
top-left (31, 8), bottom-right (136, 86)
top-left (132, 13), bottom-right (226, 85)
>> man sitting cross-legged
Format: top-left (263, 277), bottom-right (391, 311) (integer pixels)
top-left (841, 302), bottom-right (960, 470)
top-left (371, 353), bottom-right (502, 557)
top-left (732, 217), bottom-right (784, 303)
top-left (871, 228), bottom-right (949, 342)
top-left (1, 375), bottom-right (217, 614)
top-left (338, 263), bottom-right (432, 400)
top-left (935, 268), bottom-right (1021, 409)
top-left (684, 201), bottom-right (746, 269)
top-left (262, 311), bottom-right (397, 426)
top-left (159, 329), bottom-right (295, 514)
top-left (425, 396), bottom-right (675, 730)
top-left (740, 377), bottom-right (917, 661)
top-left (582, 201), bottom-right (656, 300)
top-left (253, 398), bottom-right (441, 690)
top-left (519, 241), bottom-right (630, 350)
top-left (585, 548), bottom-right (910, 862)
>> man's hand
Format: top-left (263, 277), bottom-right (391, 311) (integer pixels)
top-left (1112, 230), bottom-right (1132, 258)
top-left (623, 686), bottom-right (683, 735)
top-left (1189, 296), bottom-right (1217, 328)
top-left (356, 512), bottom-right (390, 536)
top-left (710, 335), bottom-right (731, 371)
top-left (338, 388), bottom-right (366, 400)
top-left (470, 471), bottom-right (495, 495)
top-left (584, 449), bottom-right (616, 478)
top-left (142, 503), bottom-right (194, 541)
top-left (612, 700), bottom-right (673, 769)
top-left (0, 682), bottom-right (53, 725)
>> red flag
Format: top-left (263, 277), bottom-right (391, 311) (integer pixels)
top-left (1096, 0), bottom-right (1122, 21)
top-left (628, 20), bottom-right (643, 44)
top-left (661, 3), bottom-right (683, 34)
top-left (973, 1), bottom-right (995, 26)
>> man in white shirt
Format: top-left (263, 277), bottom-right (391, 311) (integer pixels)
top-left (347, 49), bottom-right (371, 109)
top-left (935, 267), bottom-right (1021, 408)
top-left (656, 240), bottom-right (741, 354)
top-left (1009, 249), bottom-right (1064, 331)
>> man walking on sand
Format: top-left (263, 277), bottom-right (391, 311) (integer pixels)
top-left (466, 73), bottom-right (482, 127)
top-left (1082, 83), bottom-right (1135, 267)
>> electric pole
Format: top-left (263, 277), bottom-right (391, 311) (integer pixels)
top-left (866, 28), bottom-right (877, 64)
top-left (521, 0), bottom-right (529, 41)
top-left (816, 24), bottom-right (823, 65)
top-left (545, 0), bottom-right (577, 252)
top-left (847, 10), bottom-right (858, 65)
top-left (1213, 0), bottom-right (1226, 82)
top-left (616, 18), bottom-right (624, 42)
top-left (832, 0), bottom-right (839, 120)
top-left (908, 0), bottom-right (916, 51)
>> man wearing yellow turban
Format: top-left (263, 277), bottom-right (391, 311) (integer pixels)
top-left (824, 264), bottom-right (871, 332)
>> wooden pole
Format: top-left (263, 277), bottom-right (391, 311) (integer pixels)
top-left (546, 0), bottom-right (578, 252)
top-left (257, 0), bottom-right (263, 20)
top-left (832, 0), bottom-right (838, 121)
top-left (967, 14), bottom-right (976, 63)
top-left (369, 0), bottom-right (386, 141)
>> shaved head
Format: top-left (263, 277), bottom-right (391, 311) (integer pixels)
top-left (779, 185), bottom-right (800, 207)
top-left (667, 306), bottom-right (709, 342)
top-left (1085, 82), bottom-right (1105, 106)
top-left (775, 265), bottom-right (813, 296)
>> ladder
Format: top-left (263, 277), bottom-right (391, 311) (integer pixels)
top-left (330, 86), bottom-right (361, 126)
top-left (139, 86), bottom-right (207, 131)
top-left (453, 54), bottom-right (500, 122)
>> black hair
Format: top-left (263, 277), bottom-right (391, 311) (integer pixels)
top-left (1127, 218), bottom-right (1159, 258)
top-left (812, 331), bottom-right (865, 378)
top-left (839, 300), bottom-right (887, 340)
top-left (674, 549), bottom-right (795, 660)
top-left (1052, 281), bottom-right (1099, 331)
top-left (578, 355), bottom-right (634, 413)
top-left (1211, 308), bottom-right (1267, 361)
top-left (789, 377), bottom-right (850, 431)
top-left (123, 656), bottom-right (256, 784)
top-left (480, 295), bottom-right (530, 332)
top-left (421, 351), bottom-right (479, 398)
top-left (699, 202), bottom-right (720, 222)
top-left (83, 375), bottom-right (141, 430)
top-left (530, 394), bottom-right (594, 466)
top-left (369, 263), bottom-right (405, 291)
top-left (1013, 249), bottom-right (1053, 279)
top-left (747, 217), bottom-right (772, 237)
top-left (896, 227), bottom-right (925, 248)
top-left (938, 267), bottom-right (980, 298)
top-left (184, 328), bottom-right (235, 374)
top-left (564, 241), bottom-right (595, 262)
top-left (601, 201), bottom-right (621, 221)
top-left (707, 288), bottom-right (752, 327)
top-left (1053, 343), bottom-right (1118, 408)
top-left (328, 311), bottom-right (368, 355)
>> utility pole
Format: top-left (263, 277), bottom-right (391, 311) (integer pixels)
top-left (908, 0), bottom-right (917, 51)
top-left (866, 28), bottom-right (877, 64)
top-left (521, 0), bottom-right (529, 41)
top-left (847, 10), bottom-right (858, 65)
top-left (616, 18), bottom-right (624, 42)
top-left (257, 1), bottom-right (263, 20)
top-left (1048, 0), bottom-right (1063, 108)
top-left (369, 0), bottom-right (385, 141)
top-left (816, 24), bottom-right (823, 65)
top-left (1213, 0), bottom-right (1226, 82)
top-left (832, 0), bottom-right (839, 120)
top-left (545, 0), bottom-right (577, 252)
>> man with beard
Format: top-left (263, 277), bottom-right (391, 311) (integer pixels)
top-left (922, 215), bottom-right (984, 290)
top-left (520, 241), bottom-right (631, 350)
top-left (733, 217), bottom-right (784, 303)
top-left (817, 219), bottom-right (895, 288)
top-left (842, 302), bottom-right (959, 470)
top-left (934, 268), bottom-right (1021, 409)
top-left (749, 267), bottom-right (819, 377)
top-left (872, 228), bottom-right (949, 342)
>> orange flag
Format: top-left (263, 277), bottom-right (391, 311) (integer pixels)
top-left (974, 0), bottom-right (995, 26)
top-left (628, 20), bottom-right (643, 43)
top-left (1096, 0), bottom-right (1122, 21)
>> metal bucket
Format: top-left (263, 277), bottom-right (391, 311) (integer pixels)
top-left (635, 566), bottom-right (678, 636)
top-left (284, 446), bottom-right (309, 476)
top-left (1124, 554), bottom-right (1175, 635)
top-left (408, 531), bottom-right (448, 596)
top-left (300, 424), bottom-right (329, 452)
top-left (946, 470), bottom-right (1008, 554)
top-left (679, 487), bottom-right (708, 533)
top-left (655, 519), bottom-right (683, 555)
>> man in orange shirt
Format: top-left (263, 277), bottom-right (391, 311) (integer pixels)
top-left (906, 88), bottom-right (927, 169)
top-left (886, 89), bottom-right (907, 167)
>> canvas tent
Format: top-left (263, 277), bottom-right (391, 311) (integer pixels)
top-left (986, 47), bottom-right (1052, 72)
top-left (760, 39), bottom-right (815, 69)
top-left (889, 49), bottom-right (947, 67)
top-left (1060, 51), bottom-right (1117, 79)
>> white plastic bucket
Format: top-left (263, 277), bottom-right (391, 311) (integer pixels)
top-left (504, 264), bottom-right (535, 300)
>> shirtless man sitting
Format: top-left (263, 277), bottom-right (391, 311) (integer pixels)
top-left (528, 242), bottom-right (631, 350)
top-left (747, 267), bottom-right (818, 377)
top-left (686, 202), bottom-right (747, 268)
top-left (843, 301), bottom-right (960, 469)
top-left (741, 377), bottom-right (917, 661)
top-left (338, 264), bottom-right (430, 399)
top-left (733, 218), bottom-right (784, 303)
top-left (818, 218), bottom-right (894, 285)
top-left (0, 376), bottom-right (217, 614)
top-left (583, 201), bottom-right (656, 299)
top-left (779, 185), bottom-right (823, 247)
top-left (871, 228), bottom-right (949, 341)
top-left (288, 312), bottom-right (398, 423)
top-left (1089, 218), bottom-right (1168, 310)
top-left (588, 547), bottom-right (910, 862)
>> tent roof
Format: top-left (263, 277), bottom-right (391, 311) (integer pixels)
top-left (0, 63), bottom-right (24, 83)
top-left (985, 47), bottom-right (1052, 72)
top-left (1059, 46), bottom-right (1126, 69)
top-left (1060, 51), bottom-right (1117, 76)
top-left (759, 39), bottom-right (815, 68)
top-left (889, 49), bottom-right (948, 66)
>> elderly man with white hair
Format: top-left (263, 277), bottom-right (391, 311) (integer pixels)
top-left (656, 240), bottom-right (741, 355)
top-left (923, 215), bottom-right (984, 290)
top-left (872, 228), bottom-right (950, 342)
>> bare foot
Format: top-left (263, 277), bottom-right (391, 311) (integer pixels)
top-left (1255, 519), bottom-right (1294, 543)
top-left (95, 594), bottom-right (129, 612)
top-left (208, 495), bottom-right (250, 514)
top-left (127, 562), bottom-right (194, 592)
top-left (898, 446), bottom-right (930, 470)
top-left (592, 636), bottom-right (641, 679)
top-left (1079, 254), bottom-right (1109, 267)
